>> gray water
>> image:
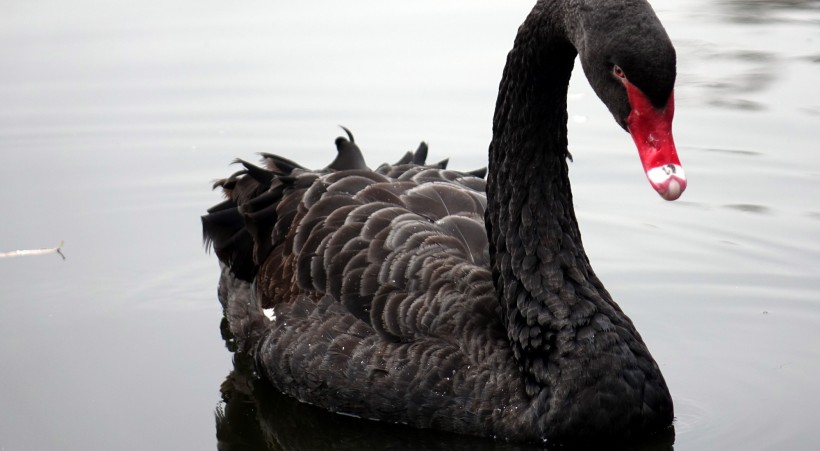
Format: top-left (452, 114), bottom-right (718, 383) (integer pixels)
top-left (1, 0), bottom-right (818, 449)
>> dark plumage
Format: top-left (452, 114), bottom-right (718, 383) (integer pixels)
top-left (328, 126), bottom-right (369, 171)
top-left (203, 0), bottom-right (679, 445)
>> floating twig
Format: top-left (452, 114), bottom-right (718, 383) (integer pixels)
top-left (0, 241), bottom-right (65, 260)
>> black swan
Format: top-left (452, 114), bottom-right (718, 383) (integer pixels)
top-left (202, 0), bottom-right (684, 444)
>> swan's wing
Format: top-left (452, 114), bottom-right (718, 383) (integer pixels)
top-left (253, 163), bottom-right (522, 432)
top-left (287, 162), bottom-right (500, 341)
top-left (203, 152), bottom-right (532, 436)
top-left (203, 153), bottom-right (502, 339)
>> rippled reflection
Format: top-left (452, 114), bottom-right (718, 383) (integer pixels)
top-left (676, 0), bottom-right (819, 113)
top-left (722, 204), bottom-right (772, 214)
top-left (716, 0), bottom-right (820, 23)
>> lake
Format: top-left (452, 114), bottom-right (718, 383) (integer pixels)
top-left (1, 0), bottom-right (818, 449)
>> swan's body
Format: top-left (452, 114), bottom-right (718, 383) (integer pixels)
top-left (203, 0), bottom-right (682, 444)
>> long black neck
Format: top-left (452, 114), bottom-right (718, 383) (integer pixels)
top-left (485, 0), bottom-right (674, 438)
top-left (487, 1), bottom-right (638, 396)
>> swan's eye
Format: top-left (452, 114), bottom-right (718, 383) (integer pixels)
top-left (613, 65), bottom-right (626, 80)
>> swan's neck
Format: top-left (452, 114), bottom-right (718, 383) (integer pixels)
top-left (481, 1), bottom-right (673, 437)
top-left (487, 5), bottom-right (618, 397)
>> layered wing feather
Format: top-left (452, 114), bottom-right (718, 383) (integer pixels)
top-left (203, 143), bottom-right (537, 439)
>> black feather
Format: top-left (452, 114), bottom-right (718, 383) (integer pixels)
top-left (204, 0), bottom-right (678, 442)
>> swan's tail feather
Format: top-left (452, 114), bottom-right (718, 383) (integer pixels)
top-left (412, 142), bottom-right (428, 165)
top-left (242, 184), bottom-right (288, 267)
top-left (257, 152), bottom-right (305, 174)
top-left (330, 130), bottom-right (369, 170)
top-left (212, 169), bottom-right (247, 194)
top-left (218, 264), bottom-right (268, 353)
top-left (202, 206), bottom-right (257, 281)
top-left (203, 156), bottom-right (284, 282)
top-left (394, 151), bottom-right (414, 165)
top-left (204, 154), bottom-right (298, 352)
top-left (467, 167), bottom-right (487, 179)
top-left (339, 125), bottom-right (355, 143)
top-left (233, 159), bottom-right (274, 185)
top-left (394, 142), bottom-right (431, 166)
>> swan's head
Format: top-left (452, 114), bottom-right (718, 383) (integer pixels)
top-left (575, 2), bottom-right (686, 201)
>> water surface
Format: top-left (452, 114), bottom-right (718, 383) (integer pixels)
top-left (1, 0), bottom-right (818, 449)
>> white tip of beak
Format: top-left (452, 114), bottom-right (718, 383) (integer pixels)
top-left (646, 164), bottom-right (687, 201)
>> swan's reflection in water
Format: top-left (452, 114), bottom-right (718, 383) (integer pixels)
top-left (214, 319), bottom-right (675, 451)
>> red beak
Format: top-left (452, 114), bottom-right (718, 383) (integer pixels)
top-left (624, 82), bottom-right (686, 201)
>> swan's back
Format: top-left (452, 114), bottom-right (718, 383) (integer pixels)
top-left (203, 142), bottom-right (538, 439)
